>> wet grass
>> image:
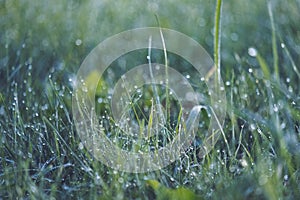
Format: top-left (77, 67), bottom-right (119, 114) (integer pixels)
top-left (1, 0), bottom-right (300, 199)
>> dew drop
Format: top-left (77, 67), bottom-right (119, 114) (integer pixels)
top-left (97, 98), bottom-right (103, 103)
top-left (250, 124), bottom-right (256, 131)
top-left (273, 104), bottom-right (278, 112)
top-left (78, 142), bottom-right (84, 150)
top-left (248, 47), bottom-right (257, 57)
top-left (75, 39), bottom-right (82, 46)
top-left (256, 88), bottom-right (260, 96)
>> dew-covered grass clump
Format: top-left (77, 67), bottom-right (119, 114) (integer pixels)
top-left (1, 0), bottom-right (300, 199)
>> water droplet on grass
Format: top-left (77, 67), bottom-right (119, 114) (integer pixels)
top-left (240, 159), bottom-right (248, 167)
top-left (256, 88), bottom-right (260, 96)
top-left (273, 104), bottom-right (278, 112)
top-left (97, 98), bottom-right (103, 103)
top-left (248, 47), bottom-right (257, 57)
top-left (75, 39), bottom-right (82, 46)
top-left (250, 124), bottom-right (256, 130)
top-left (78, 142), bottom-right (84, 150)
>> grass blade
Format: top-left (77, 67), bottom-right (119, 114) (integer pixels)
top-left (268, 1), bottom-right (279, 80)
top-left (256, 53), bottom-right (271, 80)
top-left (214, 0), bottom-right (223, 85)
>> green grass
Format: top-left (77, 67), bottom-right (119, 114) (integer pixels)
top-left (1, 0), bottom-right (300, 199)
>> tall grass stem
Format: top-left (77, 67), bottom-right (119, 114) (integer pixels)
top-left (268, 1), bottom-right (279, 80)
top-left (214, 0), bottom-right (223, 85)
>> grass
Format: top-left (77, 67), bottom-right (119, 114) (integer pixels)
top-left (1, 0), bottom-right (300, 199)
top-left (214, 0), bottom-right (222, 85)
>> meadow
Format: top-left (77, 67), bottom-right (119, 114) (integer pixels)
top-left (0, 0), bottom-right (300, 199)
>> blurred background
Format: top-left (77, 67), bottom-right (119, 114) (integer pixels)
top-left (1, 0), bottom-right (299, 89)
